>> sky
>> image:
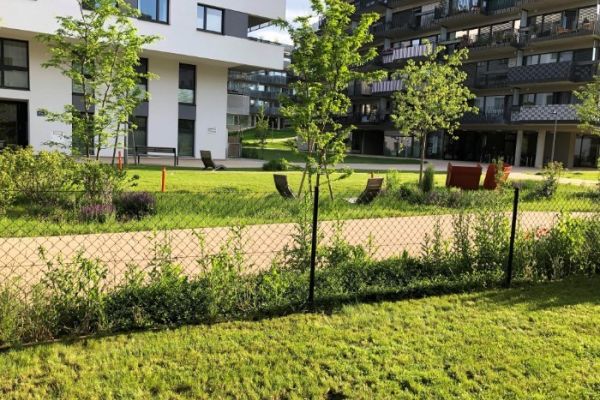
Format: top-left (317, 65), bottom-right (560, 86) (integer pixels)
top-left (250, 0), bottom-right (312, 44)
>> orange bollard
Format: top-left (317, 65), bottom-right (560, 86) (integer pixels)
top-left (117, 151), bottom-right (123, 171)
top-left (161, 167), bottom-right (166, 193)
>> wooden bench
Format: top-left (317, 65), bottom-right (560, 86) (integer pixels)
top-left (135, 146), bottom-right (178, 167)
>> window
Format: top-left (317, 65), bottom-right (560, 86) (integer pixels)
top-left (197, 4), bottom-right (223, 33)
top-left (178, 64), bottom-right (196, 104)
top-left (539, 53), bottom-right (558, 64)
top-left (178, 119), bottom-right (195, 157)
top-left (128, 116), bottom-right (147, 155)
top-left (1, 39), bottom-right (29, 90)
top-left (136, 58), bottom-right (149, 99)
top-left (138, 0), bottom-right (169, 23)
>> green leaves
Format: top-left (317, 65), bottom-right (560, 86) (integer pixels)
top-left (37, 0), bottom-right (159, 158)
top-left (574, 75), bottom-right (600, 137)
top-left (278, 0), bottom-right (385, 190)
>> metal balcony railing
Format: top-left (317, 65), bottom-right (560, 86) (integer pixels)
top-left (371, 79), bottom-right (403, 94)
top-left (462, 108), bottom-right (507, 124)
top-left (382, 44), bottom-right (433, 64)
top-left (510, 104), bottom-right (578, 123)
top-left (514, 19), bottom-right (600, 46)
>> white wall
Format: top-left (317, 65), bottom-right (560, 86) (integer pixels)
top-left (196, 64), bottom-right (228, 159)
top-left (0, 40), bottom-right (72, 150)
top-left (0, 0), bottom-right (285, 70)
top-left (145, 56), bottom-right (179, 151)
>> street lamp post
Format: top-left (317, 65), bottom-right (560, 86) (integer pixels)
top-left (550, 110), bottom-right (558, 163)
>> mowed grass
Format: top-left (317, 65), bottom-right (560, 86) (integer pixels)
top-left (1, 166), bottom-right (597, 237)
top-left (528, 170), bottom-right (600, 181)
top-left (1, 277), bottom-right (599, 399)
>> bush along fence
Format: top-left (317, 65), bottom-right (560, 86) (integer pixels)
top-left (0, 173), bottom-right (599, 347)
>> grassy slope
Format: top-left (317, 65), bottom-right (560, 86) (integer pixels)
top-left (241, 128), bottom-right (421, 165)
top-left (1, 277), bottom-right (599, 399)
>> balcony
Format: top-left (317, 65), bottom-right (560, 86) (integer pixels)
top-left (435, 4), bottom-right (487, 27)
top-left (344, 112), bottom-right (392, 127)
top-left (381, 44), bottom-right (433, 65)
top-left (352, 0), bottom-right (389, 15)
top-left (348, 82), bottom-right (373, 97)
top-left (250, 105), bottom-right (281, 116)
top-left (471, 71), bottom-right (509, 89)
top-left (507, 61), bottom-right (598, 85)
top-left (462, 108), bottom-right (508, 124)
top-left (371, 79), bottom-right (404, 94)
top-left (514, 19), bottom-right (600, 48)
top-left (458, 29), bottom-right (516, 53)
top-left (510, 104), bottom-right (578, 124)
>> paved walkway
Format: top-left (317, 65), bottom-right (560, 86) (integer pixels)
top-left (0, 212), bottom-right (584, 290)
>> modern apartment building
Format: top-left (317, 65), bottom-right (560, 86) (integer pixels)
top-left (0, 0), bottom-right (286, 159)
top-left (228, 44), bottom-right (293, 130)
top-left (349, 0), bottom-right (600, 168)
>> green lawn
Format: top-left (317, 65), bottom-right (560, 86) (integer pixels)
top-left (528, 170), bottom-right (599, 181)
top-left (1, 166), bottom-right (597, 237)
top-left (1, 277), bottom-right (599, 399)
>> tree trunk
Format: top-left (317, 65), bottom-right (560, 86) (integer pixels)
top-left (111, 122), bottom-right (121, 166)
top-left (419, 134), bottom-right (427, 186)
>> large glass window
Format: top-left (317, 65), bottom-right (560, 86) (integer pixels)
top-left (136, 58), bottom-right (149, 99)
top-left (138, 0), bottom-right (169, 23)
top-left (178, 64), bottom-right (196, 104)
top-left (128, 116), bottom-right (147, 155)
top-left (197, 4), bottom-right (223, 33)
top-left (1, 39), bottom-right (29, 90)
top-left (178, 119), bottom-right (195, 157)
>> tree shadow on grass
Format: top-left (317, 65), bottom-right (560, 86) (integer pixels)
top-left (469, 276), bottom-right (600, 311)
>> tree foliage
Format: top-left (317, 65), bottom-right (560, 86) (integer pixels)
top-left (391, 44), bottom-right (476, 183)
top-left (277, 0), bottom-right (385, 197)
top-left (574, 75), bottom-right (600, 138)
top-left (38, 0), bottom-right (159, 159)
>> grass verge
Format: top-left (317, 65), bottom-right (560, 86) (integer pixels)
top-left (1, 276), bottom-right (598, 399)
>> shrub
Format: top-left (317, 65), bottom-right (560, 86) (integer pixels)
top-left (534, 161), bottom-right (563, 199)
top-left (262, 158), bottom-right (290, 171)
top-left (36, 251), bottom-right (108, 338)
top-left (241, 147), bottom-right (260, 159)
top-left (385, 170), bottom-right (403, 194)
top-left (76, 161), bottom-right (137, 205)
top-left (0, 280), bottom-right (24, 346)
top-left (80, 204), bottom-right (115, 223)
top-left (421, 165), bottom-right (435, 193)
top-left (114, 191), bottom-right (156, 220)
top-left (0, 147), bottom-right (77, 205)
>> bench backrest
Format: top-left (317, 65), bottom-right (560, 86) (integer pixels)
top-left (274, 174), bottom-right (295, 199)
top-left (446, 163), bottom-right (482, 191)
top-left (356, 177), bottom-right (384, 205)
top-left (136, 146), bottom-right (176, 154)
top-left (200, 150), bottom-right (216, 169)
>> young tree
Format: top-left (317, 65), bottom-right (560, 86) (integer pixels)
top-left (390, 44), bottom-right (477, 184)
top-left (277, 0), bottom-right (385, 198)
top-left (254, 105), bottom-right (270, 157)
top-left (38, 0), bottom-right (158, 160)
top-left (574, 76), bottom-right (600, 138)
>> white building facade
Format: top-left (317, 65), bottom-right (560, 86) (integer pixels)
top-left (0, 0), bottom-right (286, 159)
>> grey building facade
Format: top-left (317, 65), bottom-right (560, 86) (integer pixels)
top-left (349, 0), bottom-right (600, 168)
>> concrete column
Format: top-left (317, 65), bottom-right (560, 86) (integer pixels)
top-left (520, 10), bottom-right (528, 27)
top-left (514, 130), bottom-right (524, 167)
top-left (512, 88), bottom-right (520, 106)
top-left (566, 132), bottom-right (577, 168)
top-left (534, 130), bottom-right (546, 168)
top-left (440, 27), bottom-right (448, 41)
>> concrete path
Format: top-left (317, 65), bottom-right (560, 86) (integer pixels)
top-left (0, 211), bottom-right (583, 290)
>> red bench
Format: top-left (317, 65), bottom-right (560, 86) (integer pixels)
top-left (445, 163), bottom-right (482, 191)
top-left (483, 163), bottom-right (512, 190)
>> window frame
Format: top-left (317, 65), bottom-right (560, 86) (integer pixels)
top-left (138, 0), bottom-right (170, 25)
top-left (0, 38), bottom-right (30, 91)
top-left (197, 4), bottom-right (225, 34)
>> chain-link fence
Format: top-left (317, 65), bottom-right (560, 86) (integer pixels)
top-left (0, 181), bottom-right (598, 345)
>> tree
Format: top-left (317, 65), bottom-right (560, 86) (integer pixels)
top-left (390, 44), bottom-right (477, 184)
top-left (38, 0), bottom-right (158, 160)
top-left (277, 0), bottom-right (385, 198)
top-left (574, 76), bottom-right (600, 138)
top-left (254, 105), bottom-right (270, 157)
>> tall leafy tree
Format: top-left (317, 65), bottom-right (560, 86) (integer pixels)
top-left (391, 44), bottom-right (477, 184)
top-left (38, 0), bottom-right (158, 159)
top-left (574, 76), bottom-right (600, 138)
top-left (277, 0), bottom-right (385, 198)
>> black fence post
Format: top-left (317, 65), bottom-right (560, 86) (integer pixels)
top-left (505, 186), bottom-right (520, 288)
top-left (308, 175), bottom-right (320, 308)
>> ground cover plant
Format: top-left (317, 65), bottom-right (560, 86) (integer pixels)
top-left (0, 276), bottom-right (598, 398)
